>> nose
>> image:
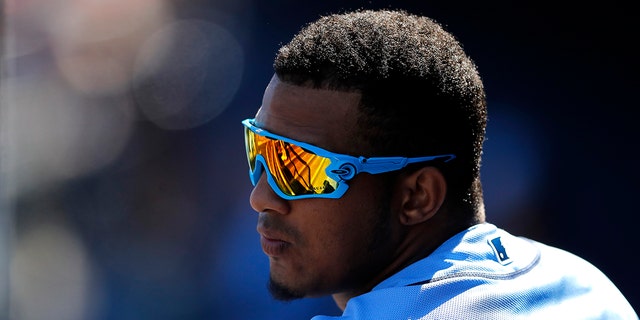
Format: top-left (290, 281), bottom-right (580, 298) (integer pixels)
top-left (249, 174), bottom-right (290, 214)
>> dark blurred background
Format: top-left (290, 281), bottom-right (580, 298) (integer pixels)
top-left (1, 1), bottom-right (638, 319)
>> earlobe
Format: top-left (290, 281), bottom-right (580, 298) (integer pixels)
top-left (398, 167), bottom-right (447, 226)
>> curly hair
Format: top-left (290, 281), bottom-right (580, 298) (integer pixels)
top-left (274, 9), bottom-right (487, 218)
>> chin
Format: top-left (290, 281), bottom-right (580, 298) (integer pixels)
top-left (267, 276), bottom-right (306, 301)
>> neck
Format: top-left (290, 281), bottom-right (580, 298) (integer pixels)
top-left (331, 216), bottom-right (473, 311)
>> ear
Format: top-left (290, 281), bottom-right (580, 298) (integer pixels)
top-left (397, 166), bottom-right (447, 226)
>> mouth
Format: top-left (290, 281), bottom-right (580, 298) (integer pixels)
top-left (259, 234), bottom-right (290, 257)
top-left (257, 222), bottom-right (292, 257)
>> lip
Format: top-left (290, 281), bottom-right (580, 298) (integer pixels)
top-left (259, 235), bottom-right (290, 257)
top-left (257, 225), bottom-right (291, 257)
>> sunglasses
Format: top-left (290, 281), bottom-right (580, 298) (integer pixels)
top-left (242, 118), bottom-right (455, 200)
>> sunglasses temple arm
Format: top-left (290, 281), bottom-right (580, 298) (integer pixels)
top-left (354, 156), bottom-right (410, 174)
top-left (357, 154), bottom-right (456, 174)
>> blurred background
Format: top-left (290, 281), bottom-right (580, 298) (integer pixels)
top-left (1, 0), bottom-right (638, 319)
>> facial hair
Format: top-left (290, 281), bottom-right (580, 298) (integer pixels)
top-left (266, 195), bottom-right (393, 301)
top-left (267, 275), bottom-right (305, 301)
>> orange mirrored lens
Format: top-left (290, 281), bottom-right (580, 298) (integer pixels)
top-left (244, 127), bottom-right (338, 196)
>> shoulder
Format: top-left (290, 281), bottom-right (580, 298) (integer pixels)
top-left (324, 224), bottom-right (638, 319)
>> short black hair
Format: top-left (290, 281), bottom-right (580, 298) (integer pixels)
top-left (274, 9), bottom-right (487, 218)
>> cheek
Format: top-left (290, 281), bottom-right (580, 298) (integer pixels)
top-left (314, 177), bottom-right (392, 246)
top-left (302, 194), bottom-right (389, 267)
top-left (286, 175), bottom-right (398, 292)
top-left (303, 203), bottom-right (366, 257)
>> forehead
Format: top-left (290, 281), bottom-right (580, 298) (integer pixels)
top-left (254, 75), bottom-right (362, 154)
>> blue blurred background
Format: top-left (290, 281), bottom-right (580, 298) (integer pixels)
top-left (1, 1), bottom-right (638, 319)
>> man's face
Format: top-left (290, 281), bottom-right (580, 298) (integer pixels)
top-left (249, 75), bottom-right (402, 300)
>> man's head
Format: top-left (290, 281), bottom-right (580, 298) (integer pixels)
top-left (245, 9), bottom-right (487, 307)
top-left (274, 9), bottom-right (487, 220)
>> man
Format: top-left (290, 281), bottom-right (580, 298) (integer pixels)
top-left (241, 9), bottom-right (637, 319)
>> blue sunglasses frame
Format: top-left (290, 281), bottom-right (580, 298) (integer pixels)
top-left (242, 118), bottom-right (456, 200)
